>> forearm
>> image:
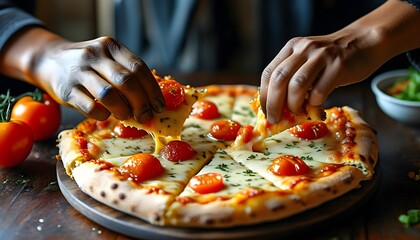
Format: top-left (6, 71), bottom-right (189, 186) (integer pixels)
top-left (0, 27), bottom-right (66, 88)
top-left (343, 0), bottom-right (420, 61)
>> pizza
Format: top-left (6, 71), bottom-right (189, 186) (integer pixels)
top-left (57, 72), bottom-right (378, 228)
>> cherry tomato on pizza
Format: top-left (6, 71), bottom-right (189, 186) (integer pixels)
top-left (0, 120), bottom-right (34, 167)
top-left (209, 120), bottom-right (242, 141)
top-left (289, 121), bottom-right (329, 140)
top-left (268, 155), bottom-right (310, 176)
top-left (160, 140), bottom-right (196, 162)
top-left (119, 153), bottom-right (164, 183)
top-left (11, 90), bottom-right (61, 141)
top-left (159, 80), bottom-right (185, 111)
top-left (191, 100), bottom-right (220, 120)
top-left (189, 172), bottom-right (224, 194)
top-left (237, 125), bottom-right (254, 144)
top-left (113, 122), bottom-right (148, 139)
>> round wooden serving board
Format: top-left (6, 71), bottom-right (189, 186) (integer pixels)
top-left (57, 162), bottom-right (380, 239)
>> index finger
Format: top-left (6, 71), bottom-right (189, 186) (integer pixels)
top-left (106, 38), bottom-right (165, 114)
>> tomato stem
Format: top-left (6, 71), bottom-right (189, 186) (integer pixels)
top-left (0, 88), bottom-right (44, 122)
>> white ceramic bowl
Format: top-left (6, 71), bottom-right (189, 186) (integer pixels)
top-left (371, 69), bottom-right (420, 125)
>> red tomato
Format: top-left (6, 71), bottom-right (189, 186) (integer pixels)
top-left (268, 155), bottom-right (310, 176)
top-left (289, 121), bottom-right (329, 140)
top-left (119, 153), bottom-right (164, 183)
top-left (237, 125), bottom-right (254, 143)
top-left (189, 172), bottom-right (224, 194)
top-left (191, 100), bottom-right (220, 119)
top-left (11, 93), bottom-right (61, 140)
top-left (159, 80), bottom-right (185, 110)
top-left (209, 120), bottom-right (242, 141)
top-left (113, 122), bottom-right (148, 139)
top-left (0, 120), bottom-right (34, 167)
top-left (282, 105), bottom-right (295, 123)
top-left (160, 140), bottom-right (196, 162)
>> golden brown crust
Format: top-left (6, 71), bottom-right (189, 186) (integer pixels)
top-left (164, 166), bottom-right (364, 228)
top-left (325, 106), bottom-right (378, 179)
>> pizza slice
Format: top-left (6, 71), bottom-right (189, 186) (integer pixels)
top-left (231, 92), bottom-right (325, 151)
top-left (58, 115), bottom-right (225, 225)
top-left (165, 150), bottom-right (306, 227)
top-left (233, 106), bottom-right (378, 179)
top-left (122, 71), bottom-right (205, 154)
top-left (224, 148), bottom-right (366, 218)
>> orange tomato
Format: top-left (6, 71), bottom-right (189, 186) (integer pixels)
top-left (159, 80), bottom-right (185, 110)
top-left (189, 172), bottom-right (224, 194)
top-left (209, 120), bottom-right (242, 141)
top-left (191, 100), bottom-right (220, 120)
top-left (268, 155), bottom-right (310, 176)
top-left (113, 122), bottom-right (147, 139)
top-left (119, 153), bottom-right (164, 183)
top-left (289, 121), bottom-right (329, 140)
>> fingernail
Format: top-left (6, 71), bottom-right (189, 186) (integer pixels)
top-left (267, 114), bottom-right (278, 124)
top-left (153, 98), bottom-right (166, 113)
top-left (136, 109), bottom-right (153, 123)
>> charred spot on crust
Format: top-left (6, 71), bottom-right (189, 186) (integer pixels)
top-left (152, 213), bottom-right (161, 222)
top-left (100, 191), bottom-right (106, 198)
top-left (271, 204), bottom-right (285, 212)
top-left (112, 200), bottom-right (118, 205)
top-left (205, 218), bottom-right (215, 225)
top-left (119, 193), bottom-right (126, 200)
top-left (89, 186), bottom-right (94, 192)
top-left (131, 206), bottom-right (137, 213)
top-left (219, 216), bottom-right (233, 223)
top-left (111, 183), bottom-right (118, 190)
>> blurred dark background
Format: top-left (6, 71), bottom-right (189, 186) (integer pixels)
top-left (1, 0), bottom-right (412, 94)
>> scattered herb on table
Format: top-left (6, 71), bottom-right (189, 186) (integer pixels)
top-left (398, 209), bottom-right (420, 227)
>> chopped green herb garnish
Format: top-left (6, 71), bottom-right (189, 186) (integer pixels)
top-left (216, 163), bottom-right (230, 172)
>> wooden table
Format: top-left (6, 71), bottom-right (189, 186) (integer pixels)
top-left (1, 72), bottom-right (419, 240)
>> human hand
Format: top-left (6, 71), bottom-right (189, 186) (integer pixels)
top-left (259, 32), bottom-right (385, 124)
top-left (34, 36), bottom-right (165, 123)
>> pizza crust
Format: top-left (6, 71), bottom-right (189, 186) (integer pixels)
top-left (340, 106), bottom-right (378, 179)
top-left (72, 161), bottom-right (175, 225)
top-left (164, 165), bottom-right (364, 228)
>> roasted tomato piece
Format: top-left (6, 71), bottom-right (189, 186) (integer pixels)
top-left (159, 80), bottom-right (185, 110)
top-left (189, 172), bottom-right (224, 194)
top-left (113, 122), bottom-right (148, 139)
top-left (289, 121), bottom-right (329, 140)
top-left (237, 125), bottom-right (254, 143)
top-left (268, 155), bottom-right (310, 176)
top-left (160, 140), bottom-right (196, 162)
top-left (119, 153), bottom-right (164, 183)
top-left (209, 120), bottom-right (242, 141)
top-left (191, 100), bottom-right (220, 120)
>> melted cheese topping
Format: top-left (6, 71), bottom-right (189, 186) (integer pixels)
top-left (178, 150), bottom-right (279, 200)
top-left (123, 86), bottom-right (204, 154)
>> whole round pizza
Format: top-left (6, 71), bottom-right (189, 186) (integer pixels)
top-left (57, 71), bottom-right (378, 228)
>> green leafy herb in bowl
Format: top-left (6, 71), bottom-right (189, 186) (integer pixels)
top-left (371, 68), bottom-right (420, 125)
top-left (387, 67), bottom-right (420, 102)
